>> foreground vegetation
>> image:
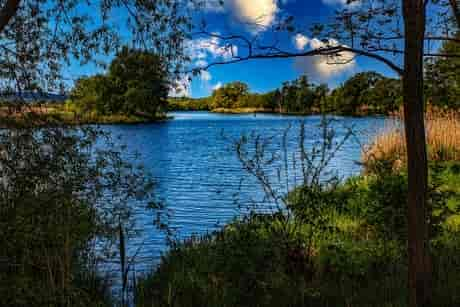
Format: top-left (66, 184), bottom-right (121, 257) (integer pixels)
top-left (136, 163), bottom-right (460, 307)
top-left (363, 107), bottom-right (460, 171)
top-left (0, 127), bottom-right (157, 306)
top-left (136, 112), bottom-right (460, 307)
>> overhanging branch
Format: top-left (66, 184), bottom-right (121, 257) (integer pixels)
top-left (194, 45), bottom-right (404, 76)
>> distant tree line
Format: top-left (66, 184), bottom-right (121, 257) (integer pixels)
top-left (68, 38), bottom-right (458, 118)
top-left (170, 72), bottom-right (403, 115)
top-left (69, 47), bottom-right (169, 119)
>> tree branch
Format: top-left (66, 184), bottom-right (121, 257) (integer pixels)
top-left (196, 45), bottom-right (404, 76)
top-left (0, 0), bottom-right (20, 34)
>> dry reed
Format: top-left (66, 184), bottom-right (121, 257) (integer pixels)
top-left (363, 106), bottom-right (460, 171)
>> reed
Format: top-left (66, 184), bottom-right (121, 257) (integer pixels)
top-left (363, 106), bottom-right (460, 171)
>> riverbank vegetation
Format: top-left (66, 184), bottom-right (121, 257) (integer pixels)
top-left (363, 107), bottom-right (460, 172)
top-left (0, 47), bottom-right (170, 127)
top-left (0, 127), bottom-right (158, 306)
top-left (167, 71), bottom-right (427, 116)
top-left (136, 115), bottom-right (460, 307)
top-left (68, 47), bottom-right (169, 120)
top-left (170, 37), bottom-right (459, 117)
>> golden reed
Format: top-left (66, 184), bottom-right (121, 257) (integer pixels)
top-left (363, 106), bottom-right (460, 171)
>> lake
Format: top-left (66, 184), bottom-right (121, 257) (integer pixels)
top-left (102, 111), bottom-right (387, 275)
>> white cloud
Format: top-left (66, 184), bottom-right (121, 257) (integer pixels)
top-left (227, 0), bottom-right (278, 30)
top-left (169, 76), bottom-right (191, 97)
top-left (195, 60), bottom-right (208, 68)
top-left (188, 36), bottom-right (238, 62)
top-left (200, 70), bottom-right (212, 82)
top-left (212, 82), bottom-right (223, 91)
top-left (294, 34), bottom-right (309, 50)
top-left (292, 36), bottom-right (356, 82)
top-left (186, 35), bottom-right (239, 90)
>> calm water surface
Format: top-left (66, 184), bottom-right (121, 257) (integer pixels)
top-left (103, 111), bottom-right (387, 273)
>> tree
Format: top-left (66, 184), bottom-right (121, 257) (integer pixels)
top-left (0, 1), bottom-right (191, 305)
top-left (327, 72), bottom-right (402, 114)
top-left (0, 0), bottom-right (191, 98)
top-left (70, 75), bottom-right (113, 115)
top-left (108, 47), bottom-right (169, 117)
top-left (191, 1), bottom-right (459, 306)
top-left (210, 81), bottom-right (249, 109)
top-left (425, 34), bottom-right (460, 108)
top-left (69, 48), bottom-right (170, 118)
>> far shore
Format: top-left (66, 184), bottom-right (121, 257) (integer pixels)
top-left (208, 107), bottom-right (386, 117)
top-left (0, 105), bottom-right (171, 128)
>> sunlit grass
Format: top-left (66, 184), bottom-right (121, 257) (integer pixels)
top-left (363, 106), bottom-right (460, 171)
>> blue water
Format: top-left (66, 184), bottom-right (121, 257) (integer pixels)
top-left (102, 111), bottom-right (387, 274)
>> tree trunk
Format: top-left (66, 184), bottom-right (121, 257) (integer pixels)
top-left (402, 1), bottom-right (431, 307)
top-left (0, 0), bottom-right (20, 33)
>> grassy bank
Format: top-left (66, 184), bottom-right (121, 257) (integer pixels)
top-left (135, 111), bottom-right (460, 307)
top-left (135, 162), bottom-right (460, 307)
top-left (0, 104), bottom-right (169, 128)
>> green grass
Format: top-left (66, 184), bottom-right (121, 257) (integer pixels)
top-left (0, 105), bottom-right (170, 128)
top-left (135, 162), bottom-right (460, 307)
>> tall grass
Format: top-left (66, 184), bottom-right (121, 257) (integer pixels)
top-left (363, 106), bottom-right (460, 171)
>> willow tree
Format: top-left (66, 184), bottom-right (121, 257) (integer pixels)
top-left (191, 0), bottom-right (459, 306)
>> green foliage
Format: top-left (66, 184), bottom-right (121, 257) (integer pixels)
top-left (326, 72), bottom-right (402, 115)
top-left (168, 97), bottom-right (211, 111)
top-left (210, 81), bottom-right (250, 109)
top-left (136, 161), bottom-right (460, 307)
top-left (0, 127), bottom-right (156, 306)
top-left (69, 47), bottom-right (169, 118)
top-left (167, 72), bottom-right (407, 116)
top-left (425, 34), bottom-right (460, 109)
top-left (278, 76), bottom-right (328, 114)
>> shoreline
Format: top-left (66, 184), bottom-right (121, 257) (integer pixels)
top-left (198, 107), bottom-right (388, 117)
top-left (0, 109), bottom-right (172, 128)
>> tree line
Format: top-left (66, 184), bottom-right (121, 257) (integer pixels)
top-left (172, 37), bottom-right (459, 116)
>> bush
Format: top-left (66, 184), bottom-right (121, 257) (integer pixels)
top-left (0, 127), bottom-right (156, 306)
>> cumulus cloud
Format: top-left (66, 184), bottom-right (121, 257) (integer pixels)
top-left (227, 0), bottom-right (278, 29)
top-left (169, 76), bottom-right (191, 97)
top-left (294, 34), bottom-right (310, 50)
top-left (212, 82), bottom-right (223, 91)
top-left (188, 36), bottom-right (238, 62)
top-left (186, 35), bottom-right (239, 91)
top-left (200, 70), bottom-right (212, 82)
top-left (292, 36), bottom-right (356, 82)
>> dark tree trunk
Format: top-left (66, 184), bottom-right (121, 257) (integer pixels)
top-left (402, 1), bottom-right (432, 307)
top-left (449, 0), bottom-right (460, 29)
top-left (0, 0), bottom-right (20, 33)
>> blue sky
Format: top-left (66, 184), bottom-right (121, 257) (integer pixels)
top-left (179, 0), bottom-right (401, 98)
